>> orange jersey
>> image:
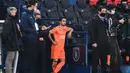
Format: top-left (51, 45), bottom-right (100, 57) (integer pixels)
top-left (51, 26), bottom-right (71, 59)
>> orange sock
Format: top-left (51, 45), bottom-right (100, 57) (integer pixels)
top-left (107, 55), bottom-right (111, 66)
top-left (54, 61), bottom-right (65, 73)
top-left (52, 61), bottom-right (57, 71)
top-left (126, 56), bottom-right (129, 62)
top-left (107, 55), bottom-right (111, 62)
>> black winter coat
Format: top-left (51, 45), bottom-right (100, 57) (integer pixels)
top-left (88, 15), bottom-right (110, 53)
top-left (2, 15), bottom-right (21, 51)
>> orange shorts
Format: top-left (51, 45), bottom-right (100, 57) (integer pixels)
top-left (51, 43), bottom-right (65, 59)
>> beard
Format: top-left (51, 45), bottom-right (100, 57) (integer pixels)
top-left (61, 23), bottom-right (65, 26)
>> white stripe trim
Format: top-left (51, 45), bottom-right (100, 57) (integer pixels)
top-left (0, 20), bottom-right (21, 23)
top-left (0, 20), bottom-right (4, 23)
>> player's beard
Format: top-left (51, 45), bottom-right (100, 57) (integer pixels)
top-left (61, 23), bottom-right (65, 26)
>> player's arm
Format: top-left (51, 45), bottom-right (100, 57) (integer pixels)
top-left (68, 27), bottom-right (73, 38)
top-left (49, 30), bottom-right (57, 45)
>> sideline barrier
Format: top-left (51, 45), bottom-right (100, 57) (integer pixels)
top-left (66, 31), bottom-right (88, 66)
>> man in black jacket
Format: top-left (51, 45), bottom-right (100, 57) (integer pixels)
top-left (107, 4), bottom-right (124, 73)
top-left (1, 7), bottom-right (21, 73)
top-left (88, 6), bottom-right (109, 73)
top-left (34, 9), bottom-right (49, 73)
top-left (20, 0), bottom-right (39, 73)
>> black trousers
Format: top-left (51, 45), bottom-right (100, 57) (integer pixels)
top-left (92, 45), bottom-right (108, 73)
top-left (124, 38), bottom-right (130, 56)
top-left (109, 37), bottom-right (122, 73)
top-left (38, 38), bottom-right (52, 73)
top-left (37, 40), bottom-right (49, 73)
top-left (20, 38), bottom-right (39, 73)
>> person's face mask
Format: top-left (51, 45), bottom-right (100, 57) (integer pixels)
top-left (100, 13), bottom-right (106, 17)
top-left (110, 10), bottom-right (115, 14)
top-left (99, 8), bottom-right (107, 17)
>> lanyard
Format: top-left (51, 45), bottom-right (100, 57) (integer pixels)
top-left (16, 23), bottom-right (22, 37)
top-left (108, 18), bottom-right (112, 32)
top-left (103, 18), bottom-right (110, 37)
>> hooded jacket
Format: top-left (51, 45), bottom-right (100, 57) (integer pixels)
top-left (2, 15), bottom-right (20, 51)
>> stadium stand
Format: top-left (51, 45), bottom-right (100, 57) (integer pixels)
top-left (74, 0), bottom-right (91, 31)
top-left (41, 0), bottom-right (60, 26)
top-left (58, 0), bottom-right (78, 28)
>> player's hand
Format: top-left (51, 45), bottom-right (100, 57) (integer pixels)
top-left (39, 37), bottom-right (44, 41)
top-left (53, 42), bottom-right (58, 45)
top-left (92, 43), bottom-right (97, 47)
top-left (68, 33), bottom-right (72, 39)
top-left (41, 26), bottom-right (47, 30)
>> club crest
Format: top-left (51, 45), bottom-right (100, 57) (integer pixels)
top-left (72, 47), bottom-right (80, 62)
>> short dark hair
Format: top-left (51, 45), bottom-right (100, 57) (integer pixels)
top-left (59, 17), bottom-right (66, 21)
top-left (26, 0), bottom-right (38, 7)
top-left (107, 4), bottom-right (116, 10)
top-left (98, 5), bottom-right (106, 11)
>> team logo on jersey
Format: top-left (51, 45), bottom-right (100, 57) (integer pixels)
top-left (72, 47), bottom-right (80, 62)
